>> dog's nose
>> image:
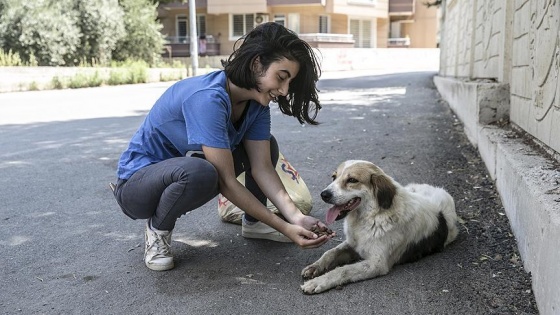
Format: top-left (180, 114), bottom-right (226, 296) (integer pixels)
top-left (320, 190), bottom-right (332, 202)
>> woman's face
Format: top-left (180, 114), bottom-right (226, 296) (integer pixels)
top-left (252, 57), bottom-right (300, 106)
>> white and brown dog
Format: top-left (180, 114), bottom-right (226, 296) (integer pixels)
top-left (301, 160), bottom-right (458, 294)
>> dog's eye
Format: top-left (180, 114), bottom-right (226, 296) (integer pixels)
top-left (331, 175), bottom-right (337, 181)
top-left (348, 178), bottom-right (359, 183)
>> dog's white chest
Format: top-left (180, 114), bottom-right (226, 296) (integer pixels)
top-left (344, 215), bottom-right (394, 249)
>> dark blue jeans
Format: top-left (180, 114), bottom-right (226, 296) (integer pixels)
top-left (113, 136), bottom-right (279, 231)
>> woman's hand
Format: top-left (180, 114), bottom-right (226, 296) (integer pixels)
top-left (284, 215), bottom-right (335, 248)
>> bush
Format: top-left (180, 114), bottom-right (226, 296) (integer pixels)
top-left (107, 69), bottom-right (127, 86)
top-left (51, 76), bottom-right (66, 89)
top-left (0, 0), bottom-right (163, 66)
top-left (0, 49), bottom-right (22, 66)
top-left (112, 0), bottom-right (165, 66)
top-left (0, 0), bottom-right (81, 66)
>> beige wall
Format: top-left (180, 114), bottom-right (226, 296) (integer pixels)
top-left (327, 0), bottom-right (388, 18)
top-left (377, 18), bottom-right (389, 48)
top-left (207, 0), bottom-right (267, 14)
top-left (402, 1), bottom-right (438, 48)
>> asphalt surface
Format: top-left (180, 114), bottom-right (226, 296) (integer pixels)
top-left (0, 71), bottom-right (538, 314)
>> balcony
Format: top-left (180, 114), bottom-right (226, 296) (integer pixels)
top-left (387, 37), bottom-right (410, 48)
top-left (162, 35), bottom-right (221, 57)
top-left (298, 33), bottom-right (355, 48)
top-left (389, 0), bottom-right (415, 15)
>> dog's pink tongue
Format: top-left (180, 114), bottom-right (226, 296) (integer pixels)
top-left (325, 205), bottom-right (343, 225)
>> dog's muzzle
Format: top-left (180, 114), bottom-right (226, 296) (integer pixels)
top-left (320, 190), bottom-right (333, 203)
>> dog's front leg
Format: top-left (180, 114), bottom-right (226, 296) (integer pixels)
top-left (301, 258), bottom-right (389, 294)
top-left (301, 241), bottom-right (360, 280)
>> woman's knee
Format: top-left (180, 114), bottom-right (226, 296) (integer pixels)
top-left (175, 157), bottom-right (218, 188)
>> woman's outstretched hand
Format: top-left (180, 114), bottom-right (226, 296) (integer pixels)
top-left (286, 215), bottom-right (335, 248)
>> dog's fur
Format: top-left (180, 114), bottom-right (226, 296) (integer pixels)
top-left (301, 160), bottom-right (458, 294)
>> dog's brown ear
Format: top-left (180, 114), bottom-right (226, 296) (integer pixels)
top-left (372, 174), bottom-right (396, 209)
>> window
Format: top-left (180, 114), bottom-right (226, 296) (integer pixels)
top-left (177, 15), bottom-right (187, 43)
top-left (176, 15), bottom-right (206, 43)
top-left (319, 15), bottom-right (329, 33)
top-left (350, 19), bottom-right (373, 48)
top-left (274, 14), bottom-right (286, 26)
top-left (232, 14), bottom-right (255, 37)
top-left (288, 13), bottom-right (300, 33)
top-left (197, 15), bottom-right (206, 36)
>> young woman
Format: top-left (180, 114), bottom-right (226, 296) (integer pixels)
top-left (112, 22), bottom-right (333, 271)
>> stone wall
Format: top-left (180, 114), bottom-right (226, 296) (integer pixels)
top-left (435, 0), bottom-right (560, 313)
top-left (439, 0), bottom-right (559, 153)
top-left (510, 0), bottom-right (560, 155)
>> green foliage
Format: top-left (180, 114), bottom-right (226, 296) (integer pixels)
top-left (50, 76), bottom-right (65, 89)
top-left (159, 70), bottom-right (185, 82)
top-left (107, 69), bottom-right (128, 86)
top-left (0, 48), bottom-right (39, 66)
top-left (112, 0), bottom-right (165, 66)
top-left (67, 71), bottom-right (104, 89)
top-left (0, 0), bottom-right (165, 66)
top-left (74, 0), bottom-right (126, 65)
top-left (0, 48), bottom-right (22, 66)
top-left (0, 0), bottom-right (81, 66)
top-left (28, 81), bottom-right (39, 91)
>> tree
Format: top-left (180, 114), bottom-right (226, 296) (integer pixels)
top-left (74, 0), bottom-right (126, 65)
top-left (112, 0), bottom-right (165, 66)
top-left (0, 0), bottom-right (81, 66)
top-left (0, 0), bottom-right (166, 66)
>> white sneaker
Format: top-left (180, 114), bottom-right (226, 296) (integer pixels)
top-left (241, 216), bottom-right (292, 243)
top-left (144, 220), bottom-right (174, 271)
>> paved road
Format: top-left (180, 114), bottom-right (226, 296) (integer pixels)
top-left (0, 71), bottom-right (538, 314)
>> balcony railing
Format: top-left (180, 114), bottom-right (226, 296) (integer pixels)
top-left (162, 35), bottom-right (220, 57)
top-left (299, 33), bottom-right (354, 43)
top-left (165, 35), bottom-right (218, 44)
top-left (388, 37), bottom-right (411, 47)
top-left (389, 0), bottom-right (415, 15)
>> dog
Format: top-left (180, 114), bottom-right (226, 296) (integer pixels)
top-left (301, 160), bottom-right (458, 294)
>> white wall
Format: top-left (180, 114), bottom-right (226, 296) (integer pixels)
top-left (436, 0), bottom-right (560, 313)
top-left (439, 0), bottom-right (559, 153)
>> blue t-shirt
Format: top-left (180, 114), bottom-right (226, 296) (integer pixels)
top-left (117, 70), bottom-right (271, 180)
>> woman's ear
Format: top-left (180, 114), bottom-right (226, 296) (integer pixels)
top-left (252, 56), bottom-right (261, 72)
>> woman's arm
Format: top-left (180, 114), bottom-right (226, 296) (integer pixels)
top-left (202, 144), bottom-right (331, 248)
top-left (242, 139), bottom-right (333, 239)
top-left (243, 139), bottom-right (306, 223)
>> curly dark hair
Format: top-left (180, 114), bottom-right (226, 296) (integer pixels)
top-left (222, 22), bottom-right (322, 125)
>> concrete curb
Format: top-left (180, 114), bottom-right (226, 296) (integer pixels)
top-left (434, 75), bottom-right (560, 315)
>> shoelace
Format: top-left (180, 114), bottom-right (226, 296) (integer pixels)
top-left (147, 231), bottom-right (171, 256)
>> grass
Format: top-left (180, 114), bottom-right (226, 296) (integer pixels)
top-left (1, 49), bottom-right (191, 91)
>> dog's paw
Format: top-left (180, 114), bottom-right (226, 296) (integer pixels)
top-left (301, 264), bottom-right (320, 279)
top-left (300, 278), bottom-right (330, 294)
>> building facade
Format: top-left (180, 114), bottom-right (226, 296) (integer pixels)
top-left (157, 0), bottom-right (424, 57)
top-left (388, 0), bottom-right (440, 48)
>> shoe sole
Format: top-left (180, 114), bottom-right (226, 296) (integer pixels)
top-left (145, 261), bottom-right (175, 271)
top-left (109, 182), bottom-right (116, 193)
top-left (241, 231), bottom-right (292, 243)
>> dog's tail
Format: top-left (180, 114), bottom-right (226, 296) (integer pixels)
top-left (438, 190), bottom-right (458, 246)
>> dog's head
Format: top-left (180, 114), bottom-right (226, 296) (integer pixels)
top-left (321, 160), bottom-right (397, 225)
